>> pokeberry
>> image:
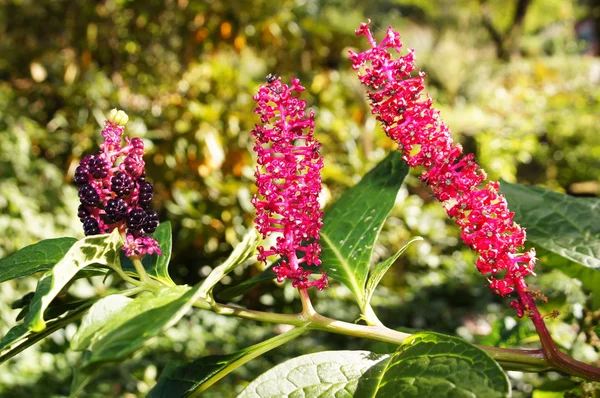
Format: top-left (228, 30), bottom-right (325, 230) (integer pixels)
top-left (82, 217), bottom-right (101, 236)
top-left (129, 138), bottom-right (144, 155)
top-left (126, 208), bottom-right (147, 231)
top-left (79, 154), bottom-right (93, 168)
top-left (111, 171), bottom-right (134, 197)
top-left (88, 155), bottom-right (110, 179)
top-left (78, 184), bottom-right (100, 207)
top-left (105, 198), bottom-right (128, 222)
top-left (77, 204), bottom-right (90, 221)
top-left (138, 181), bottom-right (154, 208)
top-left (123, 154), bottom-right (144, 177)
top-left (74, 165), bottom-right (90, 185)
top-left (143, 209), bottom-right (159, 234)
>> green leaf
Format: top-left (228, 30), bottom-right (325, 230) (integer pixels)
top-left (239, 350), bottom-right (390, 397)
top-left (198, 229), bottom-right (259, 298)
top-left (0, 298), bottom-right (97, 364)
top-left (500, 181), bottom-right (600, 304)
top-left (70, 294), bottom-right (133, 351)
top-left (148, 327), bottom-right (307, 398)
top-left (363, 237), bottom-right (422, 309)
top-left (120, 221), bottom-right (175, 285)
top-left (369, 332), bottom-right (510, 398)
top-left (81, 284), bottom-right (202, 368)
top-left (0, 237), bottom-right (77, 283)
top-left (319, 151), bottom-right (408, 304)
top-left (24, 230), bottom-right (122, 332)
top-left (219, 153), bottom-right (408, 301)
top-left (239, 332), bottom-right (510, 398)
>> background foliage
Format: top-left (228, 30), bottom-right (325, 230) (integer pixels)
top-left (1, 0), bottom-right (599, 396)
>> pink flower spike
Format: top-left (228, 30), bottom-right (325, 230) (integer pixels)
top-left (251, 75), bottom-right (327, 290)
top-left (351, 22), bottom-right (538, 312)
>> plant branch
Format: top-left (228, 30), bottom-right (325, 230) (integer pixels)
top-left (192, 297), bottom-right (553, 373)
top-left (516, 283), bottom-right (600, 381)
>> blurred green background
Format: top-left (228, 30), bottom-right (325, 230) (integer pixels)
top-left (1, 0), bottom-right (600, 396)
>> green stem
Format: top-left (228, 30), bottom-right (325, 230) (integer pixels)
top-left (107, 263), bottom-right (143, 287)
top-left (130, 256), bottom-right (151, 285)
top-left (192, 297), bottom-right (553, 374)
top-left (362, 303), bottom-right (384, 327)
top-left (189, 326), bottom-right (310, 397)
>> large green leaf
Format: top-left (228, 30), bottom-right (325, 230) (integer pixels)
top-left (319, 151), bottom-right (408, 305)
top-left (369, 332), bottom-right (510, 398)
top-left (219, 152), bottom-right (408, 301)
top-left (24, 230), bottom-right (122, 332)
top-left (81, 284), bottom-right (201, 367)
top-left (239, 332), bottom-right (510, 398)
top-left (148, 327), bottom-right (307, 398)
top-left (500, 181), bottom-right (600, 303)
top-left (0, 237), bottom-right (77, 283)
top-left (198, 229), bottom-right (259, 298)
top-left (120, 221), bottom-right (175, 285)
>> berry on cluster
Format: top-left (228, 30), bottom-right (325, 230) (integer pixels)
top-left (251, 76), bottom-right (328, 290)
top-left (350, 21), bottom-right (536, 316)
top-left (74, 109), bottom-right (161, 258)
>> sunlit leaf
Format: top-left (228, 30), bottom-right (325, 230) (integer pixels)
top-left (24, 230), bottom-right (122, 332)
top-left (239, 332), bottom-right (510, 398)
top-left (0, 237), bottom-right (77, 283)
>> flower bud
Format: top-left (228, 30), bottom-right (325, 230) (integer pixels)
top-left (107, 108), bottom-right (129, 126)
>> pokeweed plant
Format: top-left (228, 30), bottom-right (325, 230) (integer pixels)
top-left (0, 21), bottom-right (599, 397)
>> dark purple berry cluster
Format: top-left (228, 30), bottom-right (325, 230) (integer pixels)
top-left (74, 109), bottom-right (161, 257)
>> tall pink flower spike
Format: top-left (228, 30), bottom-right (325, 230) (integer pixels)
top-left (251, 74), bottom-right (328, 290)
top-left (349, 21), bottom-right (537, 317)
top-left (349, 21), bottom-right (600, 381)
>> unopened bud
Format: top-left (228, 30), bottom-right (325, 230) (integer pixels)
top-left (108, 108), bottom-right (129, 126)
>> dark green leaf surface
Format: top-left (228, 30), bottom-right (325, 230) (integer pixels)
top-left (149, 352), bottom-right (257, 397)
top-left (0, 298), bottom-right (97, 364)
top-left (23, 230), bottom-right (122, 332)
top-left (500, 181), bottom-right (600, 302)
top-left (219, 153), bottom-right (408, 301)
top-left (120, 221), bottom-right (175, 285)
top-left (363, 237), bottom-right (422, 309)
top-left (369, 333), bottom-right (510, 398)
top-left (81, 284), bottom-right (201, 367)
top-left (0, 237), bottom-right (77, 283)
top-left (319, 151), bottom-right (408, 304)
top-left (239, 333), bottom-right (509, 398)
top-left (149, 327), bottom-right (307, 397)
